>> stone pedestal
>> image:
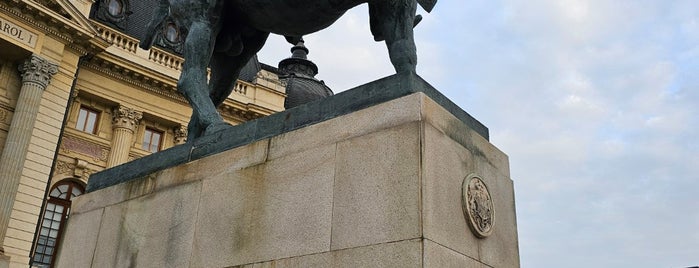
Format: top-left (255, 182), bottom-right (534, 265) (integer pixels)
top-left (55, 74), bottom-right (519, 267)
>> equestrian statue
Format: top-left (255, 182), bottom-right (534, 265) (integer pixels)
top-left (139, 0), bottom-right (438, 140)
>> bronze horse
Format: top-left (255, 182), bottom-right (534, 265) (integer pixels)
top-left (140, 0), bottom-right (437, 140)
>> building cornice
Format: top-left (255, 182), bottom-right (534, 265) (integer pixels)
top-left (82, 55), bottom-right (187, 104)
top-left (86, 54), bottom-right (276, 123)
top-left (219, 100), bottom-right (275, 122)
top-left (0, 0), bottom-right (109, 54)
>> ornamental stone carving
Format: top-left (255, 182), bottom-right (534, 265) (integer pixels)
top-left (55, 161), bottom-right (75, 175)
top-left (174, 125), bottom-right (187, 145)
top-left (112, 105), bottom-right (142, 131)
top-left (18, 55), bottom-right (59, 88)
top-left (71, 87), bottom-right (80, 100)
top-left (0, 108), bottom-right (7, 124)
top-left (61, 135), bottom-right (109, 162)
top-left (462, 173), bottom-right (494, 238)
top-left (55, 159), bottom-right (94, 178)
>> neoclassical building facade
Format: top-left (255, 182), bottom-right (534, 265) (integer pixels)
top-left (0, 1), bottom-right (287, 267)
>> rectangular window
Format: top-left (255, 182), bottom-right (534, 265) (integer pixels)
top-left (75, 107), bottom-right (99, 134)
top-left (142, 128), bottom-right (163, 153)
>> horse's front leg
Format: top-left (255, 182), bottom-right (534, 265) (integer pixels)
top-left (372, 0), bottom-right (418, 73)
top-left (179, 19), bottom-right (228, 140)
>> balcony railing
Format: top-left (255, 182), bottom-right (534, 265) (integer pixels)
top-left (94, 22), bottom-right (183, 71)
top-left (95, 23), bottom-right (139, 53)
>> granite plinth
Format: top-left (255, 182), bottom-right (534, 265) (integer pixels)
top-left (57, 77), bottom-right (518, 267)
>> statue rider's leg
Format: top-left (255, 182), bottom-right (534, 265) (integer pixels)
top-left (179, 19), bottom-right (228, 141)
top-left (375, 0), bottom-right (418, 73)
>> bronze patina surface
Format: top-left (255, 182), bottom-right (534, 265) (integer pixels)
top-left (139, 0), bottom-right (438, 140)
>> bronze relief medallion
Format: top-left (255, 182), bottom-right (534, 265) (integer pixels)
top-left (462, 173), bottom-right (494, 238)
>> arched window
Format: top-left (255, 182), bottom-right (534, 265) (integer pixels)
top-left (32, 180), bottom-right (84, 268)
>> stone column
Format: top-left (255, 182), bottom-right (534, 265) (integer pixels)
top-left (0, 55), bottom-right (58, 255)
top-left (106, 106), bottom-right (142, 168)
top-left (173, 125), bottom-right (188, 145)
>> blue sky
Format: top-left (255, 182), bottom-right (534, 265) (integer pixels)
top-left (258, 1), bottom-right (699, 267)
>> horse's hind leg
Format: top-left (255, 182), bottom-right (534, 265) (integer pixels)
top-left (208, 29), bottom-right (270, 108)
top-left (183, 28), bottom-right (269, 141)
top-left (372, 0), bottom-right (418, 73)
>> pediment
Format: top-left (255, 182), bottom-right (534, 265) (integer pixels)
top-left (28, 0), bottom-right (100, 36)
top-left (33, 0), bottom-right (72, 19)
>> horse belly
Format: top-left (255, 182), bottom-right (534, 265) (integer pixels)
top-left (231, 0), bottom-right (354, 35)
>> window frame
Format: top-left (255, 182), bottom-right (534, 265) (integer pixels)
top-left (31, 180), bottom-right (85, 268)
top-left (142, 127), bottom-right (164, 153)
top-left (105, 0), bottom-right (127, 19)
top-left (107, 0), bottom-right (124, 16)
top-left (75, 106), bottom-right (100, 134)
top-left (163, 22), bottom-right (181, 44)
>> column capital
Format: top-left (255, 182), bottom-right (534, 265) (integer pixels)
top-left (173, 125), bottom-right (188, 145)
top-left (112, 105), bottom-right (142, 131)
top-left (18, 55), bottom-right (59, 89)
top-left (71, 87), bottom-right (80, 100)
